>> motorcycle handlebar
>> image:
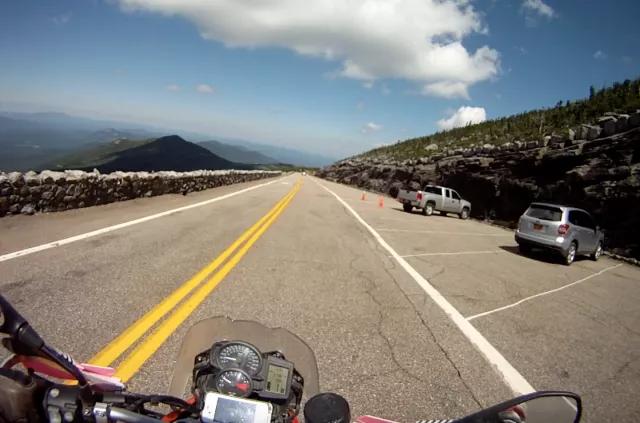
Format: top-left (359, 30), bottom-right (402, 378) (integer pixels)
top-left (1, 369), bottom-right (455, 423)
top-left (104, 406), bottom-right (164, 423)
top-left (43, 384), bottom-right (171, 423)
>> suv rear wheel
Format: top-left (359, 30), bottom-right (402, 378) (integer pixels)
top-left (564, 241), bottom-right (578, 266)
top-left (591, 242), bottom-right (603, 261)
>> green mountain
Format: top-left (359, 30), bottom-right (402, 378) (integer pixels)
top-left (39, 135), bottom-right (251, 173)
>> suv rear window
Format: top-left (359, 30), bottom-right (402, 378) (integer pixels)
top-left (526, 204), bottom-right (563, 221)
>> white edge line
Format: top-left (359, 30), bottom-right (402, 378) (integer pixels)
top-left (396, 250), bottom-right (506, 258)
top-left (466, 263), bottom-right (624, 321)
top-left (0, 175), bottom-right (288, 263)
top-left (311, 177), bottom-right (536, 396)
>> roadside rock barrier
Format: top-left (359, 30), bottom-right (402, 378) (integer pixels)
top-left (316, 112), bottom-right (640, 260)
top-left (0, 169), bottom-right (282, 217)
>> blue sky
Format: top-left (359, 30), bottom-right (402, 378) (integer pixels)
top-left (1, 0), bottom-right (639, 158)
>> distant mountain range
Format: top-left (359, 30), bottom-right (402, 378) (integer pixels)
top-left (0, 110), bottom-right (336, 172)
top-left (40, 135), bottom-right (252, 173)
top-left (197, 140), bottom-right (280, 165)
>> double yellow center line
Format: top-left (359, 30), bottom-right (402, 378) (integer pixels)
top-left (88, 178), bottom-right (301, 382)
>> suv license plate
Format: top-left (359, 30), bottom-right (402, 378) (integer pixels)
top-left (533, 224), bottom-right (543, 231)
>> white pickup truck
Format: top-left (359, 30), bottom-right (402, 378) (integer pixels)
top-left (396, 184), bottom-right (472, 219)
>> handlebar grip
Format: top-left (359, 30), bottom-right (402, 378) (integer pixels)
top-left (414, 420), bottom-right (456, 423)
top-left (107, 407), bottom-right (166, 423)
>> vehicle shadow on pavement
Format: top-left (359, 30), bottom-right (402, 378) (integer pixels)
top-left (498, 245), bottom-right (589, 265)
top-left (390, 206), bottom-right (459, 218)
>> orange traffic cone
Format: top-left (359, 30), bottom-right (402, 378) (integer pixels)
top-left (378, 196), bottom-right (384, 208)
top-left (361, 191), bottom-right (366, 201)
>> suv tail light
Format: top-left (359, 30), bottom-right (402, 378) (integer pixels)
top-left (558, 224), bottom-right (570, 236)
top-left (417, 192), bottom-right (422, 200)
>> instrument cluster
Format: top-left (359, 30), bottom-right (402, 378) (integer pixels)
top-left (212, 341), bottom-right (262, 398)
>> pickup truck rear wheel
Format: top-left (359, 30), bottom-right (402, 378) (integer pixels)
top-left (403, 204), bottom-right (413, 212)
top-left (422, 203), bottom-right (434, 216)
top-left (459, 208), bottom-right (470, 220)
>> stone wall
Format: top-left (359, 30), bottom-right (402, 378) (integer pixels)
top-left (316, 112), bottom-right (640, 260)
top-left (0, 169), bottom-right (283, 217)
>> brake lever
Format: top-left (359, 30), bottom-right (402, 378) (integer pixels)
top-left (0, 295), bottom-right (94, 402)
top-left (2, 338), bottom-right (47, 358)
top-left (0, 295), bottom-right (45, 351)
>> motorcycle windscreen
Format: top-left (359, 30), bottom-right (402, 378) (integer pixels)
top-left (168, 317), bottom-right (320, 400)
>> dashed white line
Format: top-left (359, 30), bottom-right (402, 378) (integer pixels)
top-left (396, 250), bottom-right (506, 258)
top-left (376, 228), bottom-right (511, 237)
top-left (0, 175), bottom-right (289, 263)
top-left (312, 177), bottom-right (536, 396)
top-left (466, 263), bottom-right (624, 321)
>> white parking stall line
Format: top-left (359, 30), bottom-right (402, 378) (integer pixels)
top-left (376, 228), bottom-right (511, 237)
top-left (376, 216), bottom-right (430, 223)
top-left (396, 250), bottom-right (506, 258)
top-left (312, 177), bottom-right (537, 396)
top-left (466, 263), bottom-right (624, 321)
top-left (0, 175), bottom-right (289, 263)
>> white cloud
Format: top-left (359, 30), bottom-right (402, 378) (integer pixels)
top-left (436, 106), bottom-right (486, 130)
top-left (524, 16), bottom-right (538, 27)
top-left (356, 101), bottom-right (366, 111)
top-left (362, 122), bottom-right (383, 133)
top-left (196, 84), bottom-right (216, 93)
top-left (593, 51), bottom-right (607, 60)
top-left (622, 55), bottom-right (633, 63)
top-left (52, 13), bottom-right (72, 25)
top-left (115, 0), bottom-right (501, 98)
top-left (522, 0), bottom-right (556, 19)
top-left (362, 81), bottom-right (374, 89)
top-left (381, 85), bottom-right (391, 95)
top-left (422, 81), bottom-right (470, 99)
top-left (165, 84), bottom-right (180, 91)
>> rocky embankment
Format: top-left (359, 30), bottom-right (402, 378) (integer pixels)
top-left (0, 169), bottom-right (282, 217)
top-left (317, 112), bottom-right (640, 260)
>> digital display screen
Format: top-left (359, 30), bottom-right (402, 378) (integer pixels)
top-left (213, 396), bottom-right (257, 423)
top-left (266, 364), bottom-right (289, 395)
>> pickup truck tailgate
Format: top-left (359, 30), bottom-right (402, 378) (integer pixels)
top-left (397, 189), bottom-right (422, 206)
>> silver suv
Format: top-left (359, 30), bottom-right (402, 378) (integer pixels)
top-left (515, 202), bottom-right (605, 265)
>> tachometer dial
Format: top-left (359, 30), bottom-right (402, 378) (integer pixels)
top-left (216, 342), bottom-right (262, 376)
top-left (215, 369), bottom-right (253, 398)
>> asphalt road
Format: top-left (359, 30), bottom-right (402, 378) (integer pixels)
top-left (1, 173), bottom-right (638, 423)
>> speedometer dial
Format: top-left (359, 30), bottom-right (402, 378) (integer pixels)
top-left (216, 342), bottom-right (262, 376)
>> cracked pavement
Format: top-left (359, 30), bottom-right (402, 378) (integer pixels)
top-left (2, 174), bottom-right (639, 423)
